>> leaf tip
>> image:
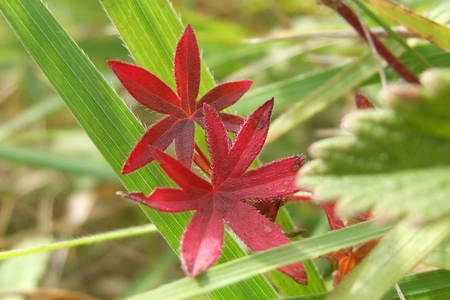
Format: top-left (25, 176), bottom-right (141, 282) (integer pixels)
top-left (121, 159), bottom-right (135, 174)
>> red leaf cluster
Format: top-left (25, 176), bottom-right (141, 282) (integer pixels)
top-left (111, 25), bottom-right (308, 284)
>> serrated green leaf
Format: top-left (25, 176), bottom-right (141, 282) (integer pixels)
top-left (299, 68), bottom-right (450, 224)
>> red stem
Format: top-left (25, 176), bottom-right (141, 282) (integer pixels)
top-left (193, 144), bottom-right (211, 177)
top-left (322, 0), bottom-right (420, 85)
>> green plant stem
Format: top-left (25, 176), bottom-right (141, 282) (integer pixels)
top-left (0, 224), bottom-right (157, 260)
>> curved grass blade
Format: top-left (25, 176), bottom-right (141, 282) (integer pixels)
top-left (124, 221), bottom-right (390, 300)
top-left (0, 225), bottom-right (157, 260)
top-left (266, 50), bottom-right (386, 144)
top-left (0, 96), bottom-right (65, 140)
top-left (0, 143), bottom-right (117, 180)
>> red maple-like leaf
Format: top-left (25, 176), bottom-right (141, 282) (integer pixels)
top-left (123, 99), bottom-right (308, 284)
top-left (108, 25), bottom-right (251, 173)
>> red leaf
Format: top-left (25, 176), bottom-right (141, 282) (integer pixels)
top-left (109, 24), bottom-right (252, 172)
top-left (151, 147), bottom-right (211, 191)
top-left (226, 99), bottom-right (274, 178)
top-left (108, 61), bottom-right (183, 117)
top-left (181, 197), bottom-right (224, 276)
top-left (243, 198), bottom-right (285, 222)
top-left (126, 189), bottom-right (200, 212)
top-left (174, 24), bottom-right (200, 114)
top-left (121, 100), bottom-right (308, 284)
top-left (321, 203), bottom-right (345, 231)
top-left (204, 104), bottom-right (230, 185)
top-left (225, 202), bottom-right (307, 284)
top-left (355, 93), bottom-right (375, 110)
top-left (197, 80), bottom-right (252, 111)
top-left (174, 120), bottom-right (196, 167)
top-left (225, 156), bottom-right (305, 200)
top-left (122, 117), bottom-right (178, 174)
top-left (217, 113), bottom-right (245, 133)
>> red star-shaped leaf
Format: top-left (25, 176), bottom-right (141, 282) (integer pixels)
top-left (123, 99), bottom-right (308, 284)
top-left (108, 24), bottom-right (251, 173)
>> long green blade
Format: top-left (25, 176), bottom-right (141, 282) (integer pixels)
top-left (0, 225), bottom-right (157, 260)
top-left (0, 142), bottom-right (117, 180)
top-left (125, 222), bottom-right (390, 300)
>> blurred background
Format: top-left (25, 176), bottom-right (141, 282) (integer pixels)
top-left (0, 0), bottom-right (448, 298)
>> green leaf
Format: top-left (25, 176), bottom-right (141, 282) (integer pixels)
top-left (124, 221), bottom-right (390, 300)
top-left (0, 96), bottom-right (64, 140)
top-left (0, 143), bottom-right (117, 180)
top-left (299, 68), bottom-right (450, 224)
top-left (0, 225), bottom-right (157, 261)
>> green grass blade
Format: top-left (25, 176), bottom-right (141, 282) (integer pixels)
top-left (0, 143), bottom-right (117, 180)
top-left (266, 51), bottom-right (381, 143)
top-left (235, 43), bottom-right (450, 118)
top-left (101, 0), bottom-right (216, 95)
top-left (125, 222), bottom-right (390, 300)
top-left (272, 209), bottom-right (327, 296)
top-left (234, 66), bottom-right (345, 115)
top-left (0, 224), bottom-right (157, 260)
top-left (0, 96), bottom-right (65, 140)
